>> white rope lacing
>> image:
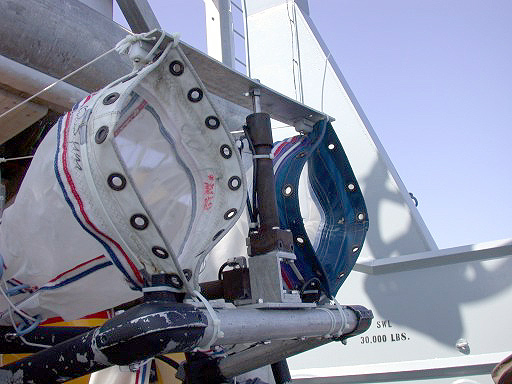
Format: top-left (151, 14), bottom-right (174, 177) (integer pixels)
top-left (192, 290), bottom-right (222, 350)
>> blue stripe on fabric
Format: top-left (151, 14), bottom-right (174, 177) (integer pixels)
top-left (53, 117), bottom-right (141, 290)
top-left (39, 262), bottom-right (113, 291)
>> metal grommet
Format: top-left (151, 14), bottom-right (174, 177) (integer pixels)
top-left (220, 145), bottom-right (232, 159)
top-left (169, 60), bottom-right (184, 76)
top-left (130, 214), bottom-right (149, 230)
top-left (328, 143), bottom-right (335, 150)
top-left (152, 246), bottom-right (169, 259)
top-left (352, 246), bottom-right (360, 253)
top-left (228, 176), bottom-right (241, 191)
top-left (224, 208), bottom-right (237, 220)
top-left (95, 126), bottom-right (109, 144)
top-left (282, 184), bottom-right (293, 197)
top-left (296, 236), bottom-right (305, 245)
top-left (187, 88), bottom-right (203, 103)
top-left (183, 269), bottom-right (192, 281)
top-left (103, 92), bottom-right (120, 105)
top-left (347, 183), bottom-right (356, 192)
top-left (205, 116), bottom-right (220, 129)
top-left (169, 273), bottom-right (183, 289)
top-left (357, 213), bottom-right (365, 221)
top-left (212, 229), bottom-right (224, 241)
top-left (107, 173), bottom-right (126, 191)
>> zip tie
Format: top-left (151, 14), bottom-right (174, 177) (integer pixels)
top-left (317, 307), bottom-right (336, 338)
top-left (252, 154), bottom-right (274, 159)
top-left (193, 290), bottom-right (222, 350)
top-left (333, 297), bottom-right (348, 337)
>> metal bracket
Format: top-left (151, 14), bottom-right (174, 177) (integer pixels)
top-left (248, 251), bottom-right (301, 304)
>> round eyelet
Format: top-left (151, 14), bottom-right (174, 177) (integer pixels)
top-left (107, 173), bottom-right (126, 191)
top-left (228, 176), bottom-right (241, 191)
top-left (169, 60), bottom-right (184, 76)
top-left (327, 143), bottom-right (335, 150)
top-left (183, 269), bottom-right (192, 281)
top-left (220, 145), bottom-right (232, 159)
top-left (169, 273), bottom-right (183, 289)
top-left (130, 214), bottom-right (149, 230)
top-left (187, 88), bottom-right (203, 102)
top-left (296, 236), bottom-right (305, 245)
top-left (212, 229), bottom-right (224, 241)
top-left (205, 116), bottom-right (220, 129)
top-left (347, 183), bottom-right (356, 192)
top-left (103, 92), bottom-right (120, 105)
top-left (282, 184), bottom-right (293, 197)
top-left (152, 246), bottom-right (169, 259)
top-left (95, 126), bottom-right (109, 144)
top-left (224, 208), bottom-right (237, 220)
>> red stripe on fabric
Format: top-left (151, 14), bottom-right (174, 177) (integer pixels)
top-left (48, 255), bottom-right (107, 283)
top-left (135, 368), bottom-right (140, 384)
top-left (114, 100), bottom-right (148, 136)
top-left (60, 113), bottom-right (143, 284)
top-left (272, 141), bottom-right (289, 158)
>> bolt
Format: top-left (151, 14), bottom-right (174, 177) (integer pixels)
top-left (456, 338), bottom-right (470, 355)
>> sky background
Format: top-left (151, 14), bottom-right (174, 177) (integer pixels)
top-left (114, 0), bottom-right (512, 250)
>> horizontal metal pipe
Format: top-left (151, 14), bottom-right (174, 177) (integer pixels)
top-left (0, 302), bottom-right (368, 383)
top-left (219, 338), bottom-right (330, 378)
top-left (0, 55), bottom-right (88, 112)
top-left (201, 305), bottom-right (359, 347)
top-left (0, 0), bottom-right (131, 92)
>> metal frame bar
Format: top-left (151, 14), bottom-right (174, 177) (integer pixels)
top-left (354, 239), bottom-right (512, 275)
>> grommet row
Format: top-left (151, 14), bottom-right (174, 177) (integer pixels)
top-left (205, 116), bottom-right (220, 129)
top-left (282, 184), bottom-right (293, 197)
top-left (95, 126), bottom-right (109, 144)
top-left (212, 229), bottom-right (224, 241)
top-left (220, 145), bottom-right (232, 159)
top-left (169, 60), bottom-right (184, 76)
top-left (169, 273), bottom-right (183, 289)
top-left (103, 92), bottom-right (120, 105)
top-left (187, 88), bottom-right (203, 102)
top-left (228, 176), bottom-right (241, 191)
top-left (130, 214), bottom-right (149, 230)
top-left (224, 208), bottom-right (237, 220)
top-left (152, 246), bottom-right (168, 259)
top-left (107, 173), bottom-right (126, 191)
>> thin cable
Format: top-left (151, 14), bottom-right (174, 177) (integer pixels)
top-left (0, 46), bottom-right (119, 121)
top-left (0, 155), bottom-right (34, 163)
top-left (0, 278), bottom-right (38, 322)
top-left (321, 53), bottom-right (331, 112)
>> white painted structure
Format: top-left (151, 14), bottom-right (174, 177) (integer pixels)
top-left (206, 1), bottom-right (512, 383)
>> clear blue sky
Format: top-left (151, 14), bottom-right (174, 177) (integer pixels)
top-left (114, 1), bottom-right (512, 249)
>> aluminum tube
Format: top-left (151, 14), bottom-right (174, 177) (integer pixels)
top-left (0, 0), bottom-right (131, 92)
top-left (0, 55), bottom-right (88, 112)
top-left (201, 306), bottom-right (358, 347)
top-left (219, 338), bottom-right (330, 378)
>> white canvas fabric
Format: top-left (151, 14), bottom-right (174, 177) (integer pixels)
top-left (0, 33), bottom-right (246, 323)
